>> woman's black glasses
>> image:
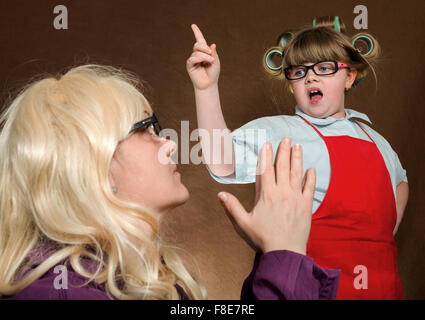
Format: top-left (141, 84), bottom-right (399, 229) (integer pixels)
top-left (130, 113), bottom-right (162, 135)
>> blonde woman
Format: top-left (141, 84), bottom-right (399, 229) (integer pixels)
top-left (0, 64), bottom-right (339, 300)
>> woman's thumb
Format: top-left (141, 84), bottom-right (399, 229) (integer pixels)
top-left (218, 192), bottom-right (247, 227)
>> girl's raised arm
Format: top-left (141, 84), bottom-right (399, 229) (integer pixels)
top-left (186, 24), bottom-right (235, 177)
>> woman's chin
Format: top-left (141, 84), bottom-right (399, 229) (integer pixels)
top-left (170, 185), bottom-right (190, 209)
top-left (180, 185), bottom-right (190, 204)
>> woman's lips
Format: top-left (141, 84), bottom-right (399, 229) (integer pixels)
top-left (173, 166), bottom-right (180, 175)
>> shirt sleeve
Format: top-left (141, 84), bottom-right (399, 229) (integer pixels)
top-left (240, 250), bottom-right (340, 300)
top-left (392, 148), bottom-right (408, 184)
top-left (357, 122), bottom-right (408, 185)
top-left (379, 131), bottom-right (408, 184)
top-left (206, 117), bottom-right (271, 184)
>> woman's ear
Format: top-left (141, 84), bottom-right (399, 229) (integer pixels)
top-left (109, 157), bottom-right (118, 190)
top-left (346, 68), bottom-right (358, 89)
top-left (109, 171), bottom-right (117, 192)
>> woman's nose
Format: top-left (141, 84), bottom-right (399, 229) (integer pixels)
top-left (164, 138), bottom-right (177, 157)
top-left (157, 137), bottom-right (178, 165)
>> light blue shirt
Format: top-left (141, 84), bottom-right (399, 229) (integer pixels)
top-left (207, 106), bottom-right (408, 214)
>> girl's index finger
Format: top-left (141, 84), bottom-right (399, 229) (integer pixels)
top-left (191, 24), bottom-right (208, 45)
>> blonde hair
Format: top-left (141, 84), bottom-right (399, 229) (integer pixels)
top-left (0, 64), bottom-right (207, 299)
top-left (264, 16), bottom-right (381, 93)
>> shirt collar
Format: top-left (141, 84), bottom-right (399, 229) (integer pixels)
top-left (295, 105), bottom-right (372, 125)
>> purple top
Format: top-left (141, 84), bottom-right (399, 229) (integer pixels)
top-left (241, 250), bottom-right (340, 300)
top-left (3, 250), bottom-right (339, 300)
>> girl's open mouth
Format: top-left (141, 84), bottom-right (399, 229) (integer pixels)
top-left (309, 89), bottom-right (323, 104)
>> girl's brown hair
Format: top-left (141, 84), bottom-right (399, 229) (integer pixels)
top-left (263, 16), bottom-right (381, 92)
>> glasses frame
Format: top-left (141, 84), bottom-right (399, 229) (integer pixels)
top-left (130, 113), bottom-right (162, 135)
top-left (284, 60), bottom-right (349, 80)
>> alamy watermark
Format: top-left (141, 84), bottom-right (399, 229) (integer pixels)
top-left (157, 121), bottom-right (268, 174)
top-left (53, 264), bottom-right (68, 289)
top-left (53, 5), bottom-right (68, 30)
top-left (353, 5), bottom-right (368, 30)
top-left (353, 264), bottom-right (368, 290)
top-left (54, 5), bottom-right (368, 31)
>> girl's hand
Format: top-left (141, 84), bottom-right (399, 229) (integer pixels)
top-left (218, 138), bottom-right (316, 255)
top-left (186, 24), bottom-right (220, 90)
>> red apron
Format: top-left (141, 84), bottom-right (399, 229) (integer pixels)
top-left (297, 115), bottom-right (404, 300)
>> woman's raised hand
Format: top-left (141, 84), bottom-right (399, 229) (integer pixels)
top-left (218, 138), bottom-right (316, 255)
top-left (186, 24), bottom-right (220, 90)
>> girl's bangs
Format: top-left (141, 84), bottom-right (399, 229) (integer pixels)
top-left (284, 30), bottom-right (348, 67)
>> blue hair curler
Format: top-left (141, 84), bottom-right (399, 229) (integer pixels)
top-left (313, 16), bottom-right (341, 32)
top-left (334, 16), bottom-right (341, 32)
top-left (278, 32), bottom-right (293, 48)
top-left (265, 49), bottom-right (283, 71)
top-left (351, 35), bottom-right (374, 56)
top-left (265, 32), bottom-right (292, 71)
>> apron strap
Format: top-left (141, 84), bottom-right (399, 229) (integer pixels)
top-left (297, 114), bottom-right (376, 144)
top-left (353, 120), bottom-right (376, 144)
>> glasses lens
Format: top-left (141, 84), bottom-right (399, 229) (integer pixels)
top-left (286, 66), bottom-right (306, 79)
top-left (314, 61), bottom-right (336, 75)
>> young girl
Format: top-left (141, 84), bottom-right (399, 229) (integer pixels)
top-left (186, 16), bottom-right (409, 299)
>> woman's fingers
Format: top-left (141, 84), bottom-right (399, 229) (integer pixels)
top-left (274, 138), bottom-right (304, 191)
top-left (218, 192), bottom-right (258, 251)
top-left (275, 137), bottom-right (291, 187)
top-left (254, 173), bottom-right (261, 205)
top-left (259, 143), bottom-right (276, 194)
top-left (302, 167), bottom-right (316, 204)
top-left (191, 24), bottom-right (208, 45)
top-left (290, 144), bottom-right (303, 191)
top-left (218, 192), bottom-right (249, 230)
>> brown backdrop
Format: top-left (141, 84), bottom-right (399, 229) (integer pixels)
top-left (1, 0), bottom-right (424, 299)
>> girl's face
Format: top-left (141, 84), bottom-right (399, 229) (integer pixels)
top-left (290, 61), bottom-right (357, 119)
top-left (109, 113), bottom-right (189, 217)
